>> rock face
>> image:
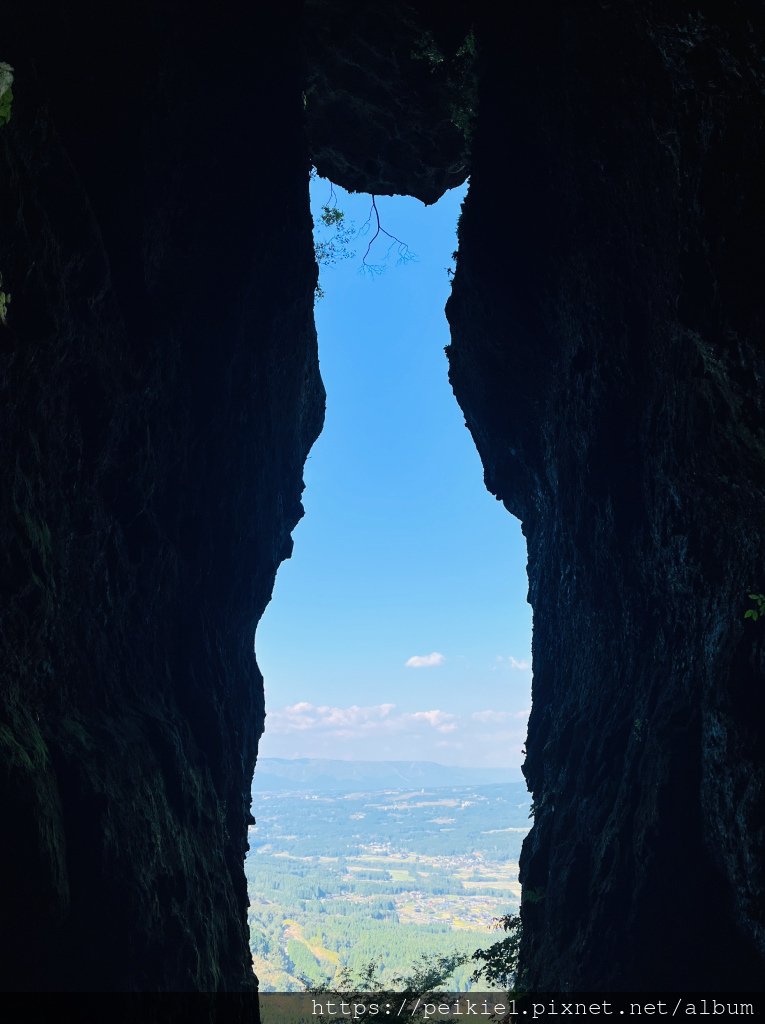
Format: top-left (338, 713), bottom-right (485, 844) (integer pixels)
top-left (447, 2), bottom-right (765, 991)
top-left (1, 1), bottom-right (323, 994)
top-left (304, 0), bottom-right (474, 204)
top-left (1, 0), bottom-right (764, 1001)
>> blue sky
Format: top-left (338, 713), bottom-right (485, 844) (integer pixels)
top-left (254, 178), bottom-right (531, 773)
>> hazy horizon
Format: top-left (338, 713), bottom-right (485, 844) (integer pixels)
top-left (256, 754), bottom-right (515, 768)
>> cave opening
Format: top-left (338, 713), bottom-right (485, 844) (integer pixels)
top-left (2, 0), bottom-right (763, 997)
top-left (246, 175), bottom-right (533, 990)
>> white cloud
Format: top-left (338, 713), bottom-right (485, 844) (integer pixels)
top-left (473, 709), bottom-right (507, 723)
top-left (266, 702), bottom-right (459, 736)
top-left (267, 703), bottom-right (460, 736)
top-left (405, 651), bottom-right (445, 669)
top-left (259, 700), bottom-right (527, 773)
top-left (406, 709), bottom-right (458, 733)
top-left (494, 655), bottom-right (531, 671)
top-left (472, 709), bottom-right (529, 723)
top-left (266, 702), bottom-right (398, 734)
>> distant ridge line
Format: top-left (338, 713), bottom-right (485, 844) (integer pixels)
top-left (252, 756), bottom-right (525, 793)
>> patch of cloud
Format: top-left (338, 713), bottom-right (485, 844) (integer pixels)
top-left (259, 700), bottom-right (527, 773)
top-left (405, 651), bottom-right (445, 669)
top-left (472, 709), bottom-right (529, 724)
top-left (473, 709), bottom-right (508, 723)
top-left (266, 702), bottom-right (397, 734)
top-left (407, 709), bottom-right (458, 733)
top-left (494, 655), bottom-right (531, 671)
top-left (267, 702), bottom-right (458, 736)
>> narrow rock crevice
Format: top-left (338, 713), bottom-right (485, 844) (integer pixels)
top-left (1, 0), bottom-right (763, 1001)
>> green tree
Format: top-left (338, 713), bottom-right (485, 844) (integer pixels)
top-left (308, 952), bottom-right (468, 1022)
top-left (470, 914), bottom-right (523, 991)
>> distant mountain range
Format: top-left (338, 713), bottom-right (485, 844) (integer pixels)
top-left (252, 757), bottom-right (519, 793)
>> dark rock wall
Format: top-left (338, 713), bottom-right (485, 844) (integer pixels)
top-left (1, 1), bottom-right (323, 993)
top-left (2, 0), bottom-right (764, 999)
top-left (447, 1), bottom-right (765, 991)
top-left (304, 0), bottom-right (473, 204)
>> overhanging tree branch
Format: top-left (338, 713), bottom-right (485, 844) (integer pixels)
top-left (360, 195), bottom-right (414, 274)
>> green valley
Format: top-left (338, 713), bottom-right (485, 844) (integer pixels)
top-left (246, 761), bottom-right (530, 991)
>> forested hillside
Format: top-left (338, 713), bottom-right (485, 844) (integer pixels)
top-left (246, 771), bottom-right (530, 991)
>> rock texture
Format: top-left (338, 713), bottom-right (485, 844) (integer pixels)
top-left (2, 0), bottom-right (764, 1001)
top-left (447, 1), bottom-right (765, 991)
top-left (1, 1), bottom-right (323, 995)
top-left (304, 0), bottom-right (473, 204)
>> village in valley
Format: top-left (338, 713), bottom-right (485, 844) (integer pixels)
top-left (245, 760), bottom-right (530, 991)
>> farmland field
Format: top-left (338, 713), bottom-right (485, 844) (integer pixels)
top-left (246, 760), bottom-right (530, 991)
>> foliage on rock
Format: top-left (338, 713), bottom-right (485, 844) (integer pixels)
top-left (470, 914), bottom-right (522, 992)
top-left (744, 593), bottom-right (765, 623)
top-left (0, 62), bottom-right (13, 126)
